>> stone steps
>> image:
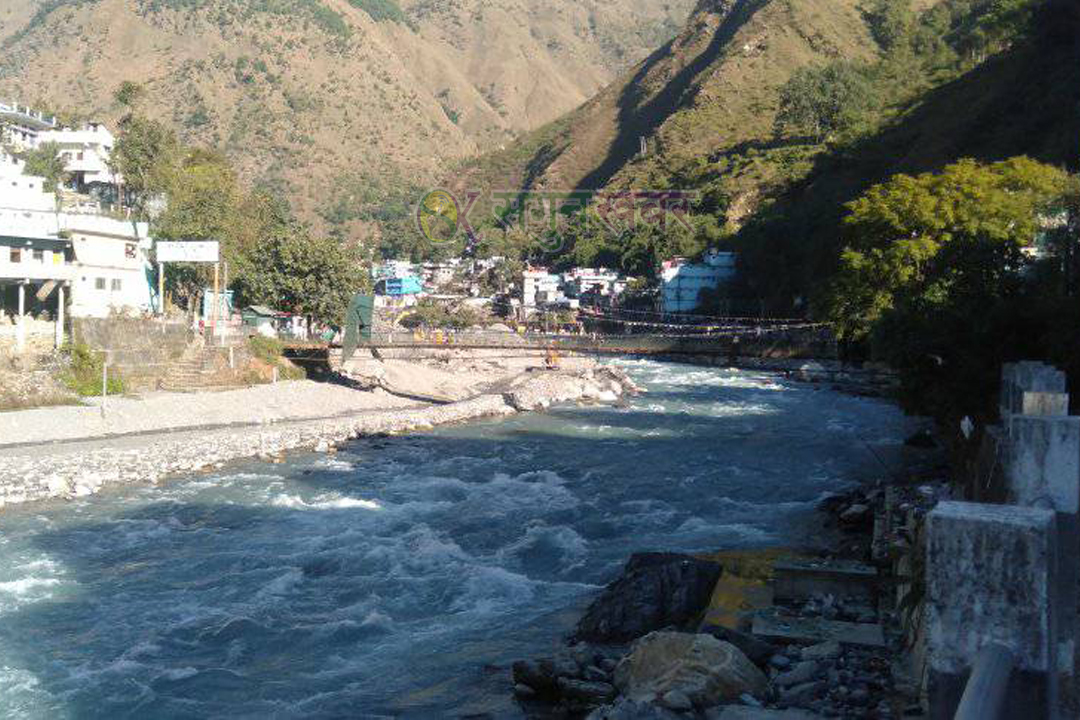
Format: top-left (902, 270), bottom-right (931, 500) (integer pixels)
top-left (772, 557), bottom-right (877, 603)
top-left (751, 608), bottom-right (885, 648)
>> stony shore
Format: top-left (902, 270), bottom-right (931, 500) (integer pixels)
top-left (0, 365), bottom-right (640, 508)
top-left (508, 430), bottom-right (947, 719)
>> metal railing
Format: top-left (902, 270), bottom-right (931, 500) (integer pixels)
top-left (954, 643), bottom-right (1014, 720)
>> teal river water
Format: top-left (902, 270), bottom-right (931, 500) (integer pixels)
top-left (0, 359), bottom-right (909, 719)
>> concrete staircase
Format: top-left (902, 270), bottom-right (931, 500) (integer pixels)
top-left (159, 344), bottom-right (234, 392)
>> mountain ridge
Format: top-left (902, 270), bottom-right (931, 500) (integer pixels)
top-left (0, 0), bottom-right (694, 228)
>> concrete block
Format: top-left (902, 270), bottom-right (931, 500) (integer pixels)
top-left (926, 501), bottom-right (1057, 719)
top-left (1004, 415), bottom-right (1080, 513)
top-left (750, 609), bottom-right (885, 648)
top-left (772, 557), bottom-right (877, 602)
top-left (1019, 391), bottom-right (1070, 417)
top-left (1000, 361), bottom-right (1067, 418)
top-left (1003, 415), bottom-right (1080, 675)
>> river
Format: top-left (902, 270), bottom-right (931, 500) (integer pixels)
top-left (0, 359), bottom-right (910, 719)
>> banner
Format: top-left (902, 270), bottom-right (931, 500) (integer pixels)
top-left (157, 241), bottom-right (220, 263)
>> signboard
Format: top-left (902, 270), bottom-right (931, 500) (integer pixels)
top-left (156, 241), bottom-right (220, 263)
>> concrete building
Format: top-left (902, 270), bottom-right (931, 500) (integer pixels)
top-left (64, 213), bottom-right (153, 319)
top-left (563, 267), bottom-right (625, 304)
top-left (660, 251), bottom-right (737, 314)
top-left (0, 152), bottom-right (68, 350)
top-left (421, 260), bottom-right (461, 289)
top-left (375, 259), bottom-right (416, 280)
top-left (0, 101), bottom-right (57, 150)
top-left (39, 122), bottom-right (123, 201)
top-left (522, 268), bottom-right (562, 307)
top-left (0, 151), bottom-right (152, 350)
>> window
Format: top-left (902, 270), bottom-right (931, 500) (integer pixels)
top-left (95, 278), bottom-right (106, 290)
top-left (9, 248), bottom-right (20, 263)
top-left (33, 249), bottom-right (43, 262)
top-left (111, 279), bottom-right (122, 292)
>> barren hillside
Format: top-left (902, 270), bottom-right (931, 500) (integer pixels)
top-left (0, 0), bottom-right (692, 223)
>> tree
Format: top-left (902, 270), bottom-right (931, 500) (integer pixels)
top-left (19, 142), bottom-right (68, 194)
top-left (824, 157), bottom-right (1071, 340)
top-left (110, 114), bottom-right (179, 217)
top-left (866, 0), bottom-right (914, 51)
top-left (233, 223), bottom-right (369, 326)
top-left (114, 81), bottom-right (146, 110)
top-left (775, 61), bottom-right (881, 141)
top-left (154, 149), bottom-right (242, 242)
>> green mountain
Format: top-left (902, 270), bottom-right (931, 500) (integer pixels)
top-left (452, 0), bottom-right (1079, 309)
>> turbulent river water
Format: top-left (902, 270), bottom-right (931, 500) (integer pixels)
top-left (0, 359), bottom-right (910, 719)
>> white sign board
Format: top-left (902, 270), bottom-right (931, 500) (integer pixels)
top-left (157, 241), bottom-right (220, 263)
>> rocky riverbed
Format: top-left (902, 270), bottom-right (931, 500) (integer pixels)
top-left (506, 431), bottom-right (947, 719)
top-left (0, 365), bottom-right (640, 508)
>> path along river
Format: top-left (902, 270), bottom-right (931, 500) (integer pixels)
top-left (0, 358), bottom-right (911, 719)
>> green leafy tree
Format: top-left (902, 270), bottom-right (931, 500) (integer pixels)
top-left (865, 0), bottom-right (914, 50)
top-left (775, 61), bottom-right (881, 141)
top-left (111, 114), bottom-right (180, 217)
top-left (155, 149), bottom-right (241, 242)
top-left (824, 156), bottom-right (1071, 340)
top-left (19, 141), bottom-right (68, 194)
top-left (233, 223), bottom-right (369, 326)
top-left (114, 80), bottom-right (146, 110)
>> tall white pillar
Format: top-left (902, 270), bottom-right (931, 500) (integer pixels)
top-left (54, 284), bottom-right (65, 349)
top-left (15, 282), bottom-right (25, 353)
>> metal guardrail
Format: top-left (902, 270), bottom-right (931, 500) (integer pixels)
top-left (954, 643), bottom-right (1014, 720)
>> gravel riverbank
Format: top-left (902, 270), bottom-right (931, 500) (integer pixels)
top-left (0, 366), bottom-right (640, 508)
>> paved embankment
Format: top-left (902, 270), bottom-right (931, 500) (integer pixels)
top-left (0, 368), bottom-right (639, 508)
top-left (0, 380), bottom-right (419, 447)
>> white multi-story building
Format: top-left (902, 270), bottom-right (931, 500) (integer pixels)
top-left (0, 152), bottom-right (152, 350)
top-left (660, 251), bottom-right (737, 314)
top-left (38, 122), bottom-right (123, 197)
top-left (0, 101), bottom-right (58, 150)
top-left (563, 267), bottom-right (624, 301)
top-left (375, 259), bottom-right (417, 280)
top-left (2, 104), bottom-right (124, 207)
top-left (522, 268), bottom-right (563, 307)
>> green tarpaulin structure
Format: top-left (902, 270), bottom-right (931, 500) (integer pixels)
top-left (341, 293), bottom-right (375, 363)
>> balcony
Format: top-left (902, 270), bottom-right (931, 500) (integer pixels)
top-left (0, 102), bottom-right (57, 131)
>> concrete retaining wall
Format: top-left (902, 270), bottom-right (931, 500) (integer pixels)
top-left (72, 317), bottom-right (194, 389)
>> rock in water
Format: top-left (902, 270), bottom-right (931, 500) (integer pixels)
top-left (556, 677), bottom-right (617, 706)
top-left (512, 659), bottom-right (557, 695)
top-left (700, 623), bottom-right (777, 667)
top-left (586, 697), bottom-right (684, 719)
top-left (574, 553), bottom-right (723, 643)
top-left (613, 631), bottom-right (768, 708)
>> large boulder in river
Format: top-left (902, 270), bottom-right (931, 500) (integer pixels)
top-left (613, 632), bottom-right (768, 709)
top-left (574, 553), bottom-right (723, 643)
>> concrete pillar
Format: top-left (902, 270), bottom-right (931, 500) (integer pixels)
top-left (1001, 362), bottom-right (1068, 418)
top-left (54, 284), bottom-right (64, 349)
top-left (15, 282), bottom-right (25, 353)
top-left (927, 501), bottom-right (1058, 720)
top-left (1004, 415), bottom-right (1080, 674)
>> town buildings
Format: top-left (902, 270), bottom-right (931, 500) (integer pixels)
top-left (0, 146), bottom-right (151, 351)
top-left (522, 268), bottom-right (563, 307)
top-left (40, 122), bottom-right (124, 204)
top-left (660, 250), bottom-right (736, 313)
top-left (0, 102), bottom-right (57, 150)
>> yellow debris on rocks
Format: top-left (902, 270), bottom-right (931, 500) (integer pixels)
top-left (695, 549), bottom-right (807, 632)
